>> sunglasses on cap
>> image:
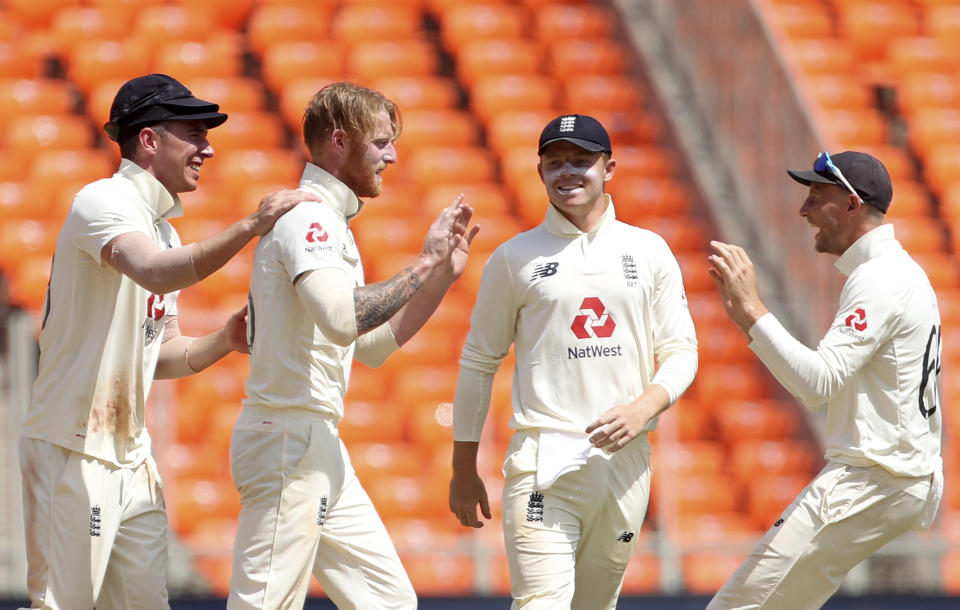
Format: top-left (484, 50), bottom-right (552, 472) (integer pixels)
top-left (813, 151), bottom-right (859, 199)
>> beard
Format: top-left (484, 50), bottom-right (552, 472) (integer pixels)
top-left (341, 146), bottom-right (383, 198)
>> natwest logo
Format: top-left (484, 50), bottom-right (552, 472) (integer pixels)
top-left (306, 222), bottom-right (328, 243)
top-left (147, 293), bottom-right (165, 320)
top-left (844, 307), bottom-right (867, 331)
top-left (571, 297), bottom-right (616, 339)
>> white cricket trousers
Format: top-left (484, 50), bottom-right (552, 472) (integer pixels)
top-left (501, 431), bottom-right (652, 610)
top-left (18, 437), bottom-right (169, 610)
top-left (227, 406), bottom-right (416, 610)
top-left (707, 461), bottom-right (931, 610)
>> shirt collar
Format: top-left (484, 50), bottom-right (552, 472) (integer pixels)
top-left (835, 224), bottom-right (899, 277)
top-left (299, 162), bottom-right (361, 219)
top-left (117, 159), bottom-right (182, 220)
top-left (543, 194), bottom-right (616, 237)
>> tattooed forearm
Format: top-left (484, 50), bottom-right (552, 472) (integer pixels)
top-left (354, 267), bottom-right (422, 333)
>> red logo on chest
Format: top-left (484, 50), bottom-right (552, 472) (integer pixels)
top-left (571, 297), bottom-right (616, 339)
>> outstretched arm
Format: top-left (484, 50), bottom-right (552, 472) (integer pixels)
top-left (102, 189), bottom-right (320, 294)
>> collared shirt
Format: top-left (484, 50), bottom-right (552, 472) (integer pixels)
top-left (454, 197), bottom-right (699, 440)
top-left (24, 160), bottom-right (182, 467)
top-left (749, 224), bottom-right (942, 477)
top-left (243, 163), bottom-right (364, 420)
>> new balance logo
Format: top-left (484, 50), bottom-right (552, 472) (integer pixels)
top-left (317, 496), bottom-right (328, 526)
top-left (531, 261), bottom-right (559, 281)
top-left (559, 116), bottom-right (576, 132)
top-left (89, 506), bottom-right (102, 537)
top-left (617, 531), bottom-right (634, 543)
top-left (526, 491), bottom-right (544, 522)
top-left (774, 518), bottom-right (784, 527)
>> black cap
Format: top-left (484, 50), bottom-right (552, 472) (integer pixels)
top-left (787, 151), bottom-right (893, 213)
top-left (538, 114), bottom-right (612, 155)
top-left (104, 73), bottom-right (228, 143)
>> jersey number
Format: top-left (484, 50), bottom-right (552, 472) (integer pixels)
top-left (918, 324), bottom-right (941, 419)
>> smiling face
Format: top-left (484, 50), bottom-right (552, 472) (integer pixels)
top-left (798, 182), bottom-right (859, 255)
top-left (537, 140), bottom-right (616, 231)
top-left (148, 119), bottom-right (214, 194)
top-left (340, 109), bottom-right (397, 198)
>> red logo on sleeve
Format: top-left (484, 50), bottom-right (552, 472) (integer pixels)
top-left (147, 293), bottom-right (165, 320)
top-left (571, 297), bottom-right (616, 339)
top-left (306, 222), bottom-right (328, 243)
top-left (844, 307), bottom-right (867, 331)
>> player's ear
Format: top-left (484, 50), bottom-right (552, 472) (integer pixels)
top-left (603, 156), bottom-right (616, 183)
top-left (537, 160), bottom-right (544, 183)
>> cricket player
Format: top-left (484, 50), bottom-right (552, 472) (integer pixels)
top-left (227, 81), bottom-right (478, 609)
top-left (19, 73), bottom-right (314, 609)
top-left (448, 114), bottom-right (699, 609)
top-left (707, 150), bottom-right (943, 609)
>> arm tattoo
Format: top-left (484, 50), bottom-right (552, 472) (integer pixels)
top-left (354, 266), bottom-right (421, 333)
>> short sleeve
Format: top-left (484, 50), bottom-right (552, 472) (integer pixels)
top-left (272, 202), bottom-right (347, 282)
top-left (70, 183), bottom-right (150, 264)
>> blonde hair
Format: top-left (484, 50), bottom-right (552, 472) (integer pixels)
top-left (302, 82), bottom-right (401, 154)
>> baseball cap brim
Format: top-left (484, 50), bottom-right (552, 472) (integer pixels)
top-left (538, 136), bottom-right (609, 155)
top-left (786, 169), bottom-right (839, 187)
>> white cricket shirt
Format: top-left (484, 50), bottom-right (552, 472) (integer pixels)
top-left (243, 163), bottom-right (364, 420)
top-left (23, 160), bottom-right (182, 467)
top-left (748, 224), bottom-right (942, 477)
top-left (454, 198), bottom-right (699, 441)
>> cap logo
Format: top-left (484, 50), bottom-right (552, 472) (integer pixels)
top-left (559, 116), bottom-right (576, 133)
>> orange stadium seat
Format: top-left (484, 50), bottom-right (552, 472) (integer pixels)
top-left (213, 149), bottom-right (301, 199)
top-left (370, 76), bottom-right (461, 111)
top-left (184, 77), bottom-right (268, 115)
top-left (656, 441), bottom-right (726, 477)
top-left (607, 177), bottom-right (691, 220)
top-left (7, 253), bottom-right (53, 310)
top-left (921, 144), bottom-right (960, 197)
top-left (889, 216), bottom-right (948, 254)
top-left (346, 363), bottom-right (390, 403)
top-left (260, 41), bottom-right (346, 93)
top-left (5, 0), bottom-right (80, 29)
top-left (856, 144), bottom-right (915, 182)
top-left (85, 78), bottom-right (126, 133)
top-left (897, 73), bottom-right (960, 116)
top-left (592, 110), bottom-right (663, 147)
top-left (620, 554), bottom-right (660, 595)
top-left (533, 4), bottom-right (617, 41)
top-left (133, 5), bottom-right (220, 51)
top-left (486, 110), bottom-right (559, 157)
top-left (67, 40), bottom-right (151, 95)
top-left (349, 442), bottom-right (426, 483)
top-left (5, 115), bottom-right (92, 151)
top-left (693, 363), bottom-right (770, 405)
top-left (350, 215), bottom-right (425, 268)
top-left (423, 182), bottom-right (510, 219)
top-left (637, 216), bottom-right (708, 253)
top-left (153, 37), bottom-right (244, 80)
top-left (49, 7), bottom-right (131, 58)
top-left (365, 475), bottom-right (450, 520)
top-left (786, 38), bottom-right (857, 77)
top-left (456, 39), bottom-right (543, 83)
top-left (247, 6), bottom-right (336, 56)
top-left (0, 42), bottom-right (45, 80)
top-left (0, 79), bottom-right (75, 128)
top-left (561, 75), bottom-right (645, 112)
top-left (439, 5), bottom-right (527, 52)
top-left (887, 37), bottom-right (960, 79)
top-left (207, 112), bottom-right (288, 154)
top-left (822, 108), bottom-right (888, 148)
top-left (330, 5), bottom-right (423, 42)
top-left (0, 181), bottom-right (36, 221)
top-left (912, 252), bottom-right (960, 291)
top-left (744, 474), bottom-right (809, 530)
top-left (386, 328), bottom-right (462, 371)
top-left (470, 75), bottom-right (557, 123)
top-left (714, 399), bottom-right (799, 444)
top-left (28, 149), bottom-right (115, 202)
top-left (693, 322), bottom-right (755, 363)
top-left (804, 74), bottom-right (874, 109)
top-left (836, 2), bottom-right (921, 62)
top-left (405, 146), bottom-right (496, 185)
top-left (168, 478), bottom-right (241, 537)
top-left (924, 4), bottom-right (960, 43)
top-left (402, 554), bottom-right (475, 596)
top-left (908, 108), bottom-right (960, 151)
top-left (731, 440), bottom-right (817, 479)
top-left (610, 145), bottom-right (675, 179)
top-left (347, 40), bottom-right (440, 80)
top-left (398, 110), bottom-right (479, 149)
top-left (170, 0), bottom-right (253, 30)
top-left (338, 400), bottom-right (408, 444)
top-left (683, 553), bottom-right (746, 595)
top-left (765, 2), bottom-right (833, 39)
top-left (406, 399), bottom-right (456, 446)
top-left (668, 473), bottom-right (738, 514)
top-left (545, 40), bottom-right (629, 78)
